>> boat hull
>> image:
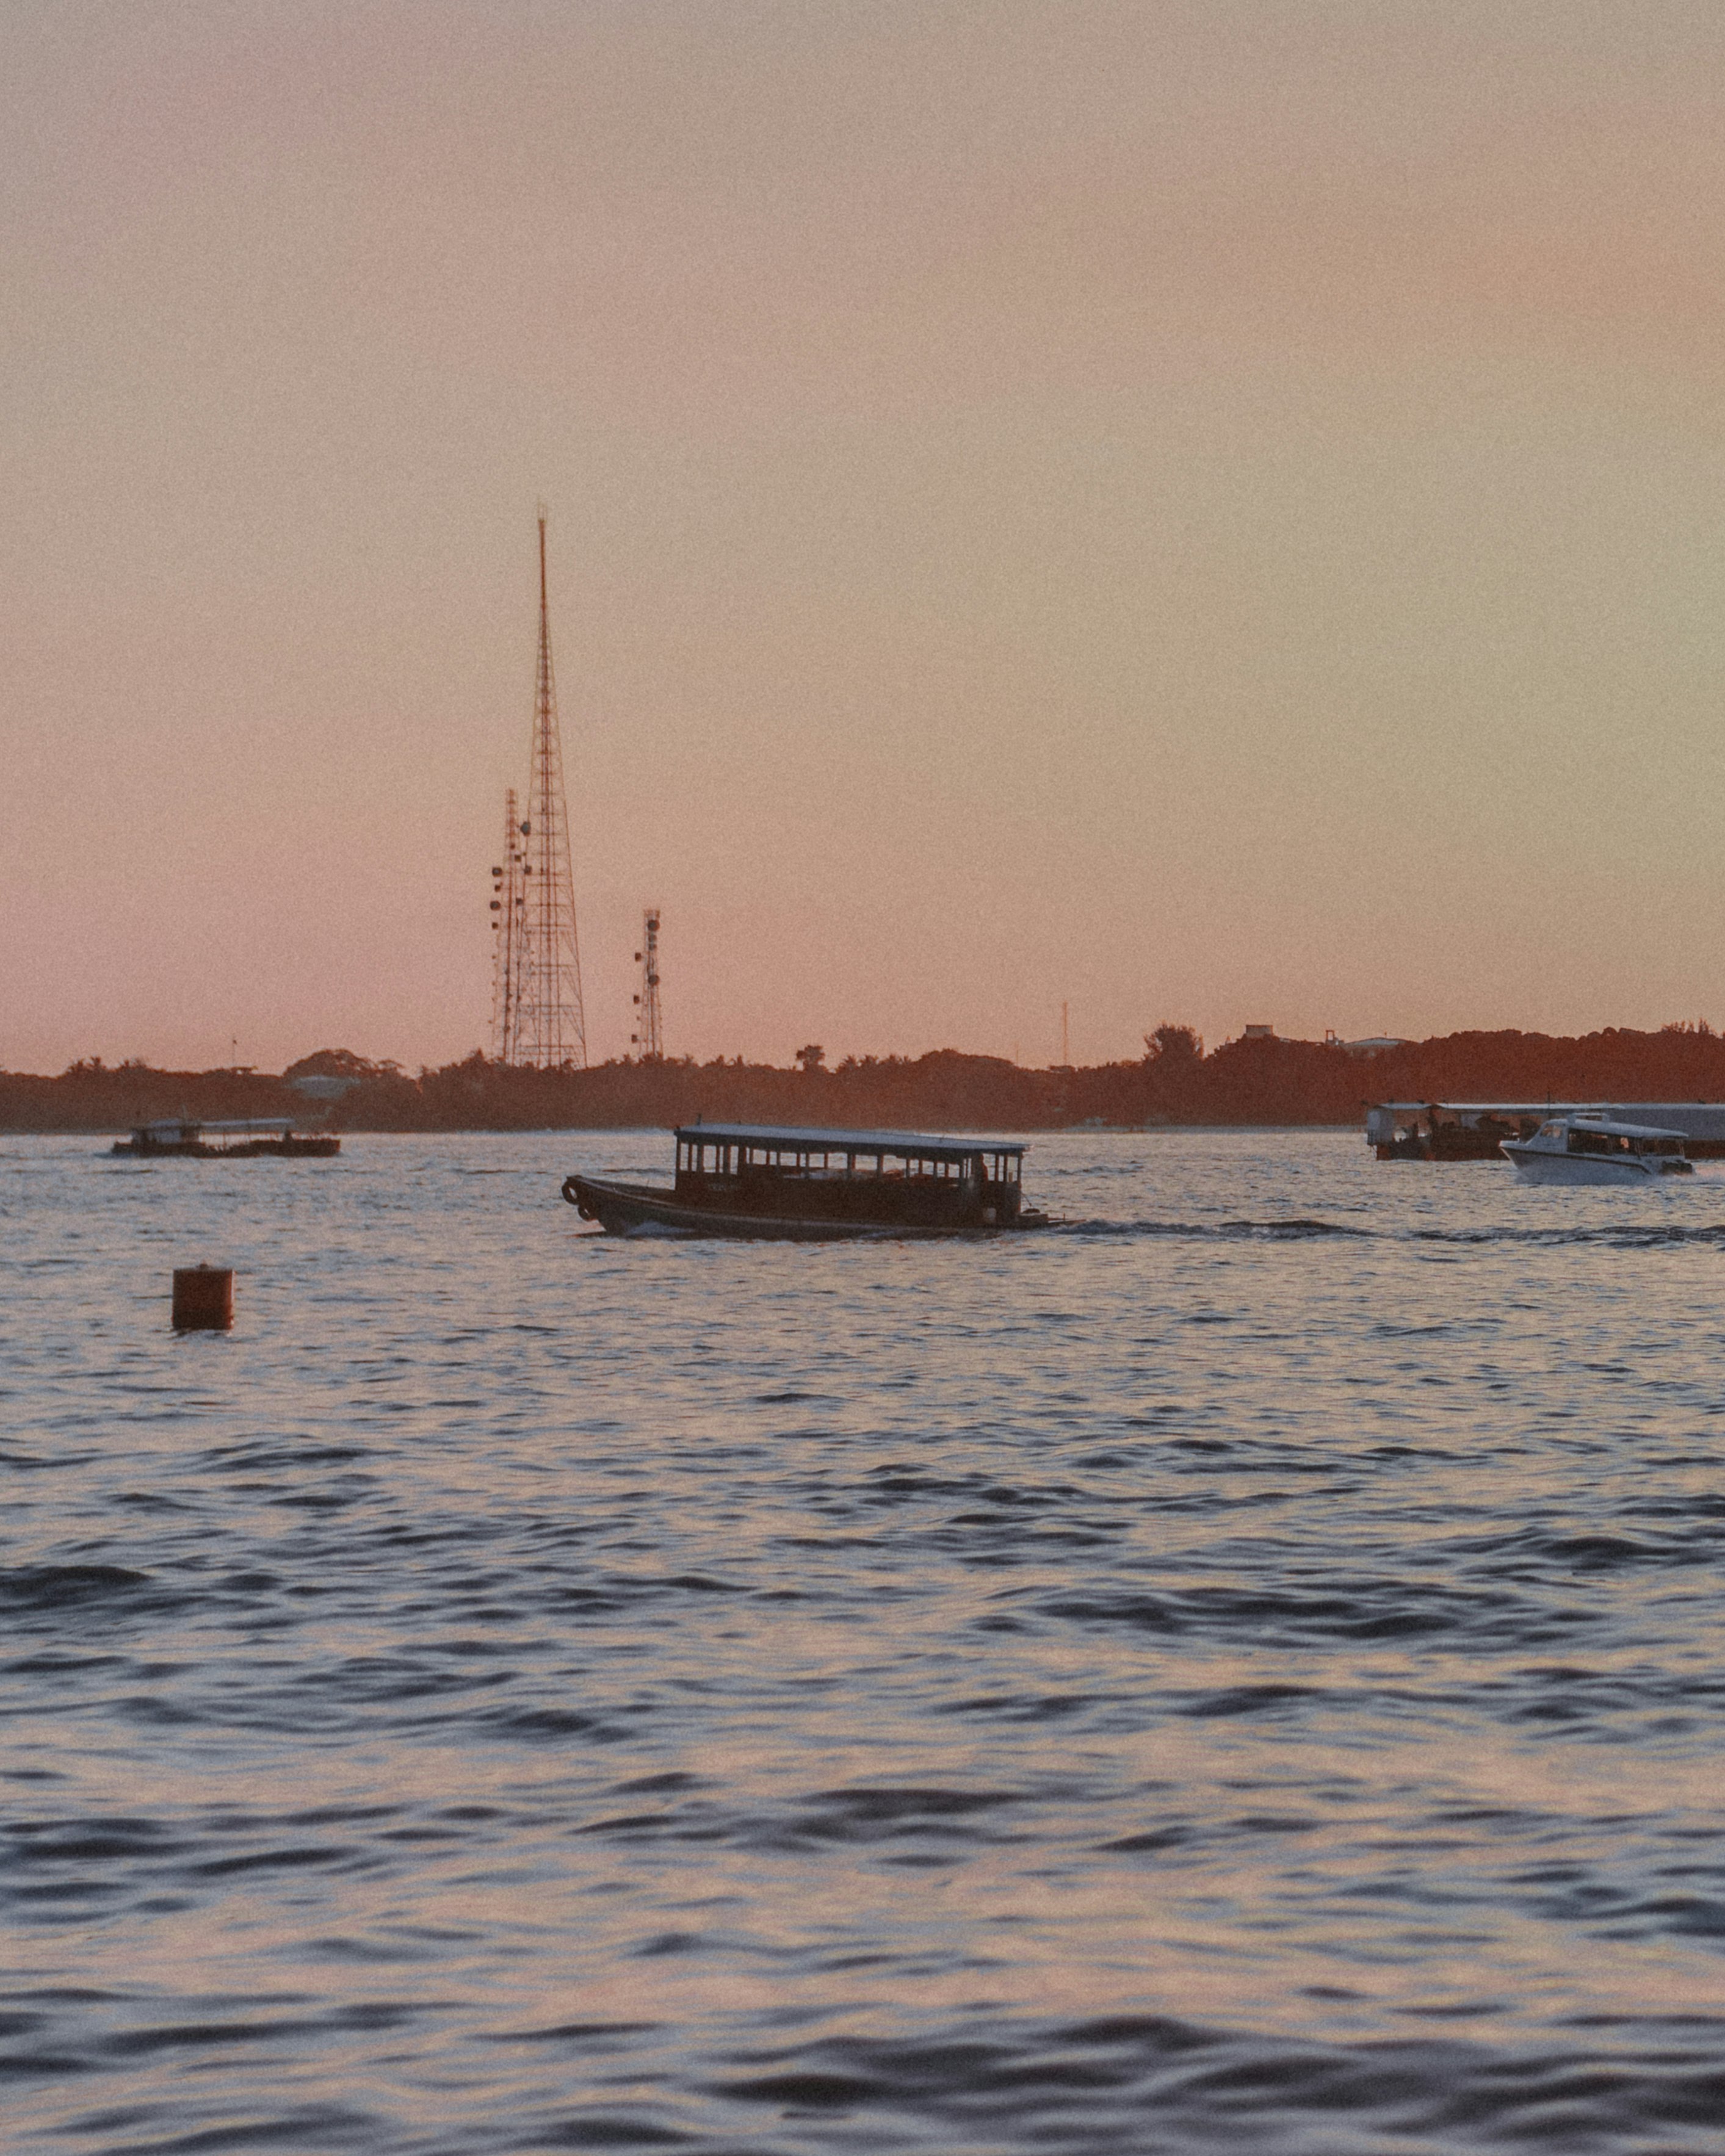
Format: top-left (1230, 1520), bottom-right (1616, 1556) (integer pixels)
top-left (1500, 1144), bottom-right (1693, 1185)
top-left (562, 1173), bottom-right (1036, 1240)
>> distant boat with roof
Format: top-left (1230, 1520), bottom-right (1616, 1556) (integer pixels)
top-left (562, 1123), bottom-right (1045, 1239)
top-left (1500, 1113), bottom-right (1694, 1184)
top-left (112, 1117), bottom-right (339, 1159)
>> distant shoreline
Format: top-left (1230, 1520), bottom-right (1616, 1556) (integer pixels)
top-left (9, 1119), bottom-right (1366, 1139)
top-left (7, 1026), bottom-right (1724, 1136)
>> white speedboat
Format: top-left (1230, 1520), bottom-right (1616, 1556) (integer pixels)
top-left (1501, 1114), bottom-right (1695, 1185)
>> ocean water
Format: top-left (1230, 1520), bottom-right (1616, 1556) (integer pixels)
top-left (5, 1128), bottom-right (1725, 2155)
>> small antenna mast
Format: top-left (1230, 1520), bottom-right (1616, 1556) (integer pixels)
top-left (632, 908), bottom-right (664, 1061)
top-left (489, 787), bottom-right (528, 1061)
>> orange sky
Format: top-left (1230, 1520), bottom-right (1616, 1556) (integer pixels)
top-left (6, 1), bottom-right (1725, 1073)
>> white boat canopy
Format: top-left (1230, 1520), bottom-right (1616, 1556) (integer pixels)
top-left (674, 1123), bottom-right (1025, 1164)
top-left (1547, 1116), bottom-right (1688, 1142)
top-left (134, 1118), bottom-right (296, 1137)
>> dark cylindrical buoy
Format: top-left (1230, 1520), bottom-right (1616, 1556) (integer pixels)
top-left (172, 1264), bottom-right (234, 1331)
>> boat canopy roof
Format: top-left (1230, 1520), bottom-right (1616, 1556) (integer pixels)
top-left (1557, 1115), bottom-right (1688, 1141)
top-left (1372, 1100), bottom-right (1615, 1116)
top-left (1372, 1100), bottom-right (1705, 1129)
top-left (675, 1122), bottom-right (1025, 1163)
top-left (134, 1117), bottom-right (295, 1137)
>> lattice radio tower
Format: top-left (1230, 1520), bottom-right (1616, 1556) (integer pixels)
top-left (488, 787), bottom-right (527, 1062)
top-left (515, 507), bottom-right (587, 1068)
top-left (632, 908), bottom-right (663, 1060)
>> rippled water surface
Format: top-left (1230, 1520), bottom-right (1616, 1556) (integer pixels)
top-left (7, 1128), bottom-right (1725, 2154)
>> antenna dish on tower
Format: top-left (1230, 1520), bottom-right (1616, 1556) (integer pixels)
top-left (632, 907), bottom-right (664, 1061)
top-left (490, 787), bottom-right (527, 1062)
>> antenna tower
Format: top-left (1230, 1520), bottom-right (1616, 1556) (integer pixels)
top-left (631, 908), bottom-right (663, 1060)
top-left (489, 787), bottom-right (528, 1062)
top-left (515, 507), bottom-right (587, 1068)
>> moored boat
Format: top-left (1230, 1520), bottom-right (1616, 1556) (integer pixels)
top-left (1367, 1098), bottom-right (1725, 1160)
top-left (562, 1123), bottom-right (1044, 1239)
top-left (1500, 1114), bottom-right (1694, 1185)
top-left (112, 1117), bottom-right (340, 1159)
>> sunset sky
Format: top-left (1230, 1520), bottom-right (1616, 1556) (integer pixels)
top-left (6, 1), bottom-right (1725, 1073)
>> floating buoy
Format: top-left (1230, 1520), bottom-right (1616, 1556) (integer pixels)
top-left (172, 1265), bottom-right (234, 1332)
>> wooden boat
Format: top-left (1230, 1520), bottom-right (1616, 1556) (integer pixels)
top-left (562, 1123), bottom-right (1044, 1239)
top-left (112, 1117), bottom-right (340, 1159)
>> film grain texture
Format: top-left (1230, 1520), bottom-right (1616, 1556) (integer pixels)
top-left (5, 1131), bottom-right (1725, 2154)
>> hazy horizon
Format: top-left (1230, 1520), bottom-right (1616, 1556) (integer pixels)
top-left (8, 2), bottom-right (1724, 1073)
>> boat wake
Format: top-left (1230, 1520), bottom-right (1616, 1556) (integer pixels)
top-left (1056, 1217), bottom-right (1375, 1241)
top-left (1057, 1216), bottom-right (1725, 1247)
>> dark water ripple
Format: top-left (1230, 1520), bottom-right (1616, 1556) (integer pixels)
top-left (5, 1131), bottom-right (1725, 2152)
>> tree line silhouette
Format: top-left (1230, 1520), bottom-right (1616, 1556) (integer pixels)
top-left (6, 1022), bottom-right (1723, 1133)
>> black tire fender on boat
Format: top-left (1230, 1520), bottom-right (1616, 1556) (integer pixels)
top-left (560, 1175), bottom-right (599, 1222)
